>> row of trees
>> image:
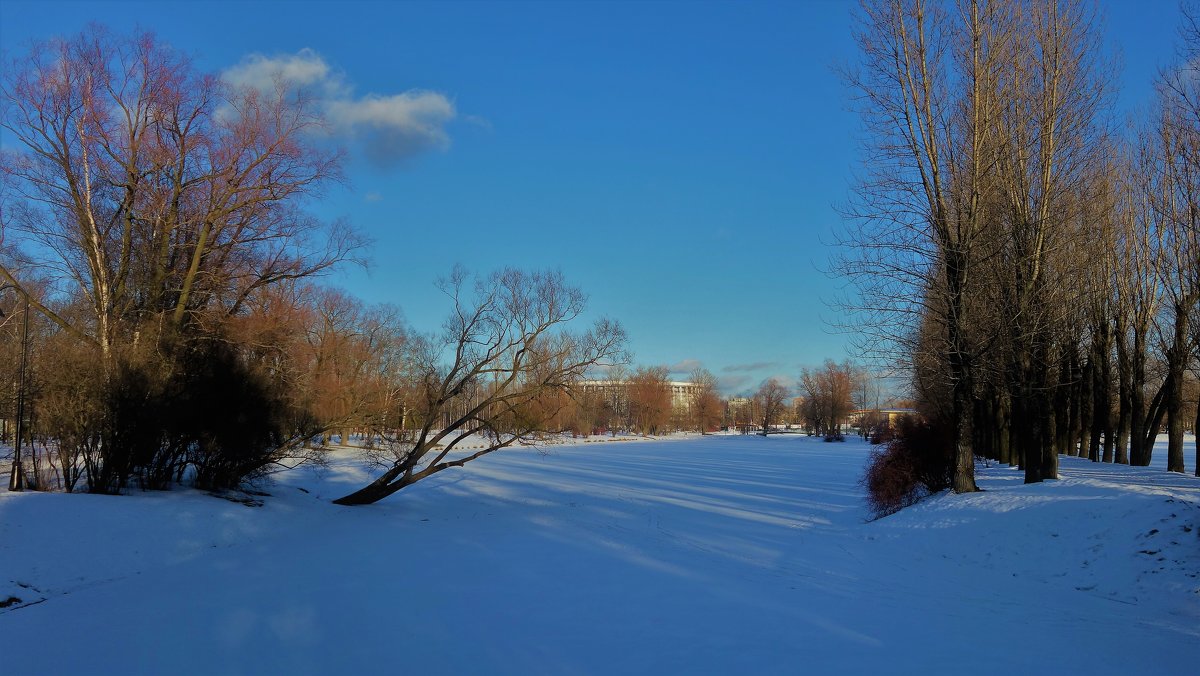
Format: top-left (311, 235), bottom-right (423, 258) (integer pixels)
top-left (723, 362), bottom-right (901, 439)
top-left (323, 356), bottom-right (881, 443)
top-left (545, 366), bottom-right (727, 437)
top-left (799, 360), bottom-right (858, 439)
top-left (840, 0), bottom-right (1200, 485)
top-left (0, 27), bottom-right (625, 504)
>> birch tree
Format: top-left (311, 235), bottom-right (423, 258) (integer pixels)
top-left (0, 27), bottom-right (359, 361)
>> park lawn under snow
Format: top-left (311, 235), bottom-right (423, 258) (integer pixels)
top-left (1, 434), bottom-right (1197, 675)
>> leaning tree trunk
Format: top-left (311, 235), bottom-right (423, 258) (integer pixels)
top-left (334, 479), bottom-right (407, 505)
top-left (333, 456), bottom-right (421, 505)
top-left (1139, 375), bottom-right (1170, 466)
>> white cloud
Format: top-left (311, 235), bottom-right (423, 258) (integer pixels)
top-left (461, 114), bottom-right (493, 131)
top-left (326, 91), bottom-right (455, 163)
top-left (222, 49), bottom-right (456, 166)
top-left (222, 48), bottom-right (337, 94)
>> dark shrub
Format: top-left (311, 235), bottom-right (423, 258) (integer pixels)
top-left (861, 415), bottom-right (954, 519)
top-left (101, 362), bottom-right (169, 492)
top-left (72, 329), bottom-right (310, 494)
top-left (869, 425), bottom-right (895, 445)
top-left (165, 338), bottom-right (297, 491)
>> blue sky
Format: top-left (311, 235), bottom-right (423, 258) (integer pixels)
top-left (0, 0), bottom-right (1183, 395)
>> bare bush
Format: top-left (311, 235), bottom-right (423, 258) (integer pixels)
top-left (861, 416), bottom-right (954, 519)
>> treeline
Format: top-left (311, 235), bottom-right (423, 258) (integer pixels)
top-left (840, 0), bottom-right (1200, 489)
top-left (562, 366), bottom-right (725, 436)
top-left (0, 27), bottom-right (625, 503)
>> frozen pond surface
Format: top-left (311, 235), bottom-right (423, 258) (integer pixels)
top-left (1, 433), bottom-right (1197, 674)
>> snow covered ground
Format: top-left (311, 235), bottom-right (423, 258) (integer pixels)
top-left (1, 433), bottom-right (1197, 675)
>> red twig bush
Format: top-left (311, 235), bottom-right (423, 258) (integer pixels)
top-left (861, 416), bottom-right (954, 519)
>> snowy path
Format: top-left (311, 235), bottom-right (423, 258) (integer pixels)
top-left (1, 434), bottom-right (1197, 674)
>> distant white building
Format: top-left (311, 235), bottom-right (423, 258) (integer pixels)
top-left (849, 408), bottom-right (918, 429)
top-left (578, 380), bottom-right (701, 411)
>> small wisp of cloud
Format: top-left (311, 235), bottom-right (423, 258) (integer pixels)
top-left (722, 361), bottom-right (779, 373)
top-left (667, 359), bottom-right (704, 374)
top-left (222, 49), bottom-right (456, 168)
top-left (717, 374), bottom-right (752, 395)
top-left (763, 373), bottom-right (798, 390)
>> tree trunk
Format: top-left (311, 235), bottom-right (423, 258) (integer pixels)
top-left (973, 396), bottom-right (993, 461)
top-left (333, 460), bottom-right (412, 505)
top-left (1017, 378), bottom-right (1041, 483)
top-left (1114, 316), bottom-right (1131, 464)
top-left (1139, 375), bottom-right (1170, 466)
top-left (1097, 320), bottom-right (1115, 463)
top-left (1037, 339), bottom-right (1057, 481)
top-left (1066, 352), bottom-right (1082, 457)
top-left (997, 393), bottom-right (1013, 466)
top-left (1088, 341), bottom-right (1102, 462)
top-left (1194, 391), bottom-right (1200, 477)
top-left (947, 250), bottom-right (979, 493)
top-left (1165, 302), bottom-right (1190, 474)
top-left (1129, 352), bottom-right (1149, 465)
top-left (1044, 406), bottom-right (1058, 474)
top-left (1078, 356), bottom-right (1094, 462)
top-left (333, 479), bottom-right (407, 506)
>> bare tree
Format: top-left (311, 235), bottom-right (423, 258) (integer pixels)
top-left (839, 0), bottom-right (1016, 491)
top-left (298, 288), bottom-right (408, 445)
top-left (1146, 7), bottom-right (1200, 475)
top-left (333, 268), bottom-right (625, 505)
top-left (0, 27), bottom-right (361, 361)
top-left (988, 0), bottom-right (1110, 483)
top-left (689, 367), bottom-right (724, 433)
top-left (800, 360), bottom-right (856, 439)
top-left (843, 0), bottom-right (1126, 486)
top-left (851, 364), bottom-right (886, 438)
top-left (628, 366), bottom-right (672, 435)
top-left (755, 378), bottom-right (790, 436)
top-left (0, 27), bottom-right (369, 492)
top-left (1113, 153), bottom-right (1163, 466)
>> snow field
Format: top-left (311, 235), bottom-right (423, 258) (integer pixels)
top-left (0, 433), bottom-right (1196, 675)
